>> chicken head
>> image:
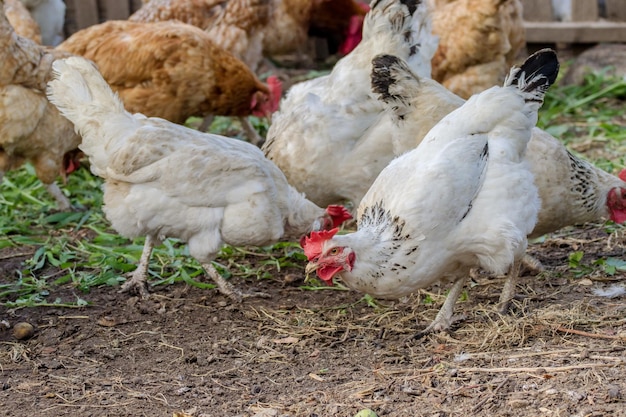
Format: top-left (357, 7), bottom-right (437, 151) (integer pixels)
top-left (302, 228), bottom-right (355, 284)
top-left (607, 169), bottom-right (626, 223)
top-left (324, 204), bottom-right (353, 229)
top-left (251, 75), bottom-right (282, 118)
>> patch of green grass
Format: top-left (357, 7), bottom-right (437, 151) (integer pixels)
top-left (568, 250), bottom-right (626, 278)
top-left (0, 163), bottom-right (303, 307)
top-left (185, 115), bottom-right (271, 139)
top-left (1, 68), bottom-right (624, 307)
top-left (539, 70), bottom-right (626, 172)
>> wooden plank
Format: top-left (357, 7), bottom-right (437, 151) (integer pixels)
top-left (570, 0), bottom-right (599, 22)
top-left (605, 0), bottom-right (626, 21)
top-left (65, 0), bottom-right (99, 32)
top-left (524, 21), bottom-right (626, 43)
top-left (99, 0), bottom-right (131, 21)
top-left (521, 0), bottom-right (554, 22)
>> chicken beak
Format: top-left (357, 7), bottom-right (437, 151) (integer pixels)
top-left (305, 262), bottom-right (319, 276)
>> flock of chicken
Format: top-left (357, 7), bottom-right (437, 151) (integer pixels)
top-left (2, 0), bottom-right (626, 335)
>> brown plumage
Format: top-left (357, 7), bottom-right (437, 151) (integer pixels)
top-left (129, 0), bottom-right (272, 71)
top-left (4, 0), bottom-right (41, 43)
top-left (262, 0), bottom-right (368, 58)
top-left (57, 20), bottom-right (272, 126)
top-left (0, 0), bottom-right (80, 211)
top-left (429, 0), bottom-right (526, 99)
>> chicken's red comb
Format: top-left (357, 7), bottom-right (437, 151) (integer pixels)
top-left (358, 1), bottom-right (370, 14)
top-left (326, 205), bottom-right (353, 228)
top-left (339, 15), bottom-right (364, 55)
top-left (266, 75), bottom-right (283, 113)
top-left (300, 227), bottom-right (339, 260)
top-left (619, 168), bottom-right (626, 182)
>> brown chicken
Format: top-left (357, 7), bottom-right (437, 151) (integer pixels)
top-left (57, 19), bottom-right (281, 145)
top-left (0, 0), bottom-right (80, 211)
top-left (308, 0), bottom-right (370, 56)
top-left (5, 0), bottom-right (41, 43)
top-left (262, 0), bottom-right (369, 60)
top-left (129, 0), bottom-right (272, 72)
top-left (429, 0), bottom-right (526, 99)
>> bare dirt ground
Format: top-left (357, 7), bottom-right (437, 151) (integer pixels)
top-left (1, 42), bottom-right (626, 417)
top-left (1, 222), bottom-right (625, 417)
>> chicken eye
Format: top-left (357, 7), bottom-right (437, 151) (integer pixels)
top-left (329, 248), bottom-right (340, 255)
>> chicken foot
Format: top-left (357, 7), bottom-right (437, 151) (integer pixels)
top-left (119, 235), bottom-right (154, 299)
top-left (416, 277), bottom-right (468, 337)
top-left (201, 262), bottom-right (270, 303)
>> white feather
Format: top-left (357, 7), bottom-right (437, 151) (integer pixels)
top-left (592, 284), bottom-right (626, 298)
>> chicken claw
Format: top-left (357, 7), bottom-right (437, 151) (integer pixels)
top-left (416, 278), bottom-right (467, 338)
top-left (202, 263), bottom-right (270, 302)
top-left (119, 275), bottom-right (151, 300)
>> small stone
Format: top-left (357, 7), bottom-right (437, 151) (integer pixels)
top-left (508, 400), bottom-right (529, 408)
top-left (176, 386), bottom-right (191, 395)
top-left (568, 390), bottom-right (585, 402)
top-left (607, 384), bottom-right (620, 399)
top-left (13, 322), bottom-right (35, 340)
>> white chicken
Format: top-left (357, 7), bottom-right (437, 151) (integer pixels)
top-left (46, 56), bottom-right (352, 300)
top-left (262, 0), bottom-right (438, 208)
top-left (372, 43), bottom-right (626, 244)
top-left (303, 50), bottom-right (559, 334)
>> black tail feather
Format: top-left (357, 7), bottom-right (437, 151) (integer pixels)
top-left (371, 54), bottom-right (403, 102)
top-left (509, 48), bottom-right (560, 96)
top-left (370, 0), bottom-right (421, 16)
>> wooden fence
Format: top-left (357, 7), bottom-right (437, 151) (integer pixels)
top-left (522, 0), bottom-right (626, 43)
top-left (64, 0), bottom-right (143, 36)
top-left (63, 0), bottom-right (626, 45)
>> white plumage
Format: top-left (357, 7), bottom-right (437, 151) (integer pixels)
top-left (46, 56), bottom-right (351, 300)
top-left (303, 50), bottom-right (559, 334)
top-left (263, 0), bottom-right (438, 208)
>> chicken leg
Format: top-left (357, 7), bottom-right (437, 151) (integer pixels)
top-left (201, 262), bottom-right (270, 303)
top-left (119, 234), bottom-right (154, 299)
top-left (46, 182), bottom-right (72, 211)
top-left (198, 115), bottom-right (215, 132)
top-left (417, 277), bottom-right (468, 337)
top-left (239, 117), bottom-right (264, 147)
top-left (119, 234), bottom-right (271, 302)
top-left (497, 258), bottom-right (523, 313)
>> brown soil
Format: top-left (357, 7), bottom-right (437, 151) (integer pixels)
top-left (1, 222), bottom-right (625, 417)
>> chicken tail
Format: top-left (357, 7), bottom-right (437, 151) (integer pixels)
top-left (370, 53), bottom-right (418, 121)
top-left (47, 56), bottom-right (133, 174)
top-left (505, 48), bottom-right (559, 107)
top-left (363, 0), bottom-right (438, 78)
